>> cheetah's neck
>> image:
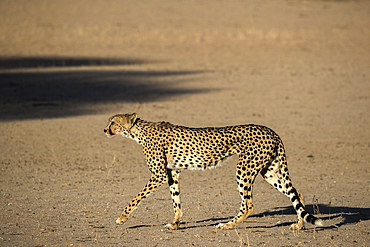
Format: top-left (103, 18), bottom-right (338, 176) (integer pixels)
top-left (127, 119), bottom-right (154, 145)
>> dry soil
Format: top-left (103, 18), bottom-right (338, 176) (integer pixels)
top-left (0, 1), bottom-right (369, 246)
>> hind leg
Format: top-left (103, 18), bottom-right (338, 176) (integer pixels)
top-left (218, 155), bottom-right (258, 229)
top-left (261, 152), bottom-right (307, 230)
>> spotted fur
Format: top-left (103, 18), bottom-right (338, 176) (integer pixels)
top-left (104, 113), bottom-right (323, 230)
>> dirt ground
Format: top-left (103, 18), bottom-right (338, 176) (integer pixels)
top-left (0, 0), bottom-right (369, 246)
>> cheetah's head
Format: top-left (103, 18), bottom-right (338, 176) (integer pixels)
top-left (104, 113), bottom-right (138, 138)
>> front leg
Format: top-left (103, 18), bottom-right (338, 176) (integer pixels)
top-left (116, 173), bottom-right (166, 225)
top-left (165, 169), bottom-right (182, 230)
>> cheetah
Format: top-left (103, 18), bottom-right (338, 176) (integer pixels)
top-left (104, 113), bottom-right (323, 230)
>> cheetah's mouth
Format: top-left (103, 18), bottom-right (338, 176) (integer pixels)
top-left (106, 133), bottom-right (115, 138)
top-left (104, 127), bottom-right (116, 138)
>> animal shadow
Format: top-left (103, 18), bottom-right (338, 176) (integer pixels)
top-left (125, 204), bottom-right (370, 230)
top-left (180, 204), bottom-right (370, 230)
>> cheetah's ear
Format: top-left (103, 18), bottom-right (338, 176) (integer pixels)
top-left (128, 113), bottom-right (138, 125)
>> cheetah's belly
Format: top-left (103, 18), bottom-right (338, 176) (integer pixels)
top-left (166, 151), bottom-right (234, 170)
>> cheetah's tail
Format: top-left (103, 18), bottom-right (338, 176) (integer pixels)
top-left (303, 212), bottom-right (324, 227)
top-left (290, 188), bottom-right (324, 227)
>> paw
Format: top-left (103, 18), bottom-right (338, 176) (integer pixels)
top-left (290, 217), bottom-right (305, 230)
top-left (165, 222), bottom-right (180, 230)
top-left (116, 215), bottom-right (128, 225)
top-left (290, 223), bottom-right (304, 230)
top-left (217, 222), bottom-right (234, 230)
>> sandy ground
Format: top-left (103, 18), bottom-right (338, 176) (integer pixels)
top-left (0, 0), bottom-right (369, 246)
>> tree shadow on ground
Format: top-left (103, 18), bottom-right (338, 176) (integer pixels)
top-left (0, 56), bottom-right (211, 120)
top-left (0, 56), bottom-right (145, 69)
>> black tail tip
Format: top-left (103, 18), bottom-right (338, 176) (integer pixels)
top-left (305, 214), bottom-right (324, 227)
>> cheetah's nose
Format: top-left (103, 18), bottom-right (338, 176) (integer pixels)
top-left (104, 128), bottom-right (107, 133)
